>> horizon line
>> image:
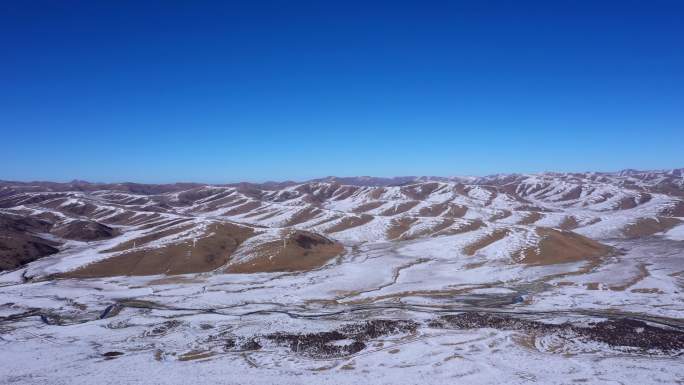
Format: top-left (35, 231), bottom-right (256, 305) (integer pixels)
top-left (2, 166), bottom-right (682, 186)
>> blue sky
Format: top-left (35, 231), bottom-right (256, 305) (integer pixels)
top-left (1, 1), bottom-right (682, 183)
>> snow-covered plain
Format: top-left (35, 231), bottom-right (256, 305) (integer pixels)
top-left (1, 236), bottom-right (683, 384)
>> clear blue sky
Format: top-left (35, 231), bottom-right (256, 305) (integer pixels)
top-left (1, 1), bottom-right (682, 183)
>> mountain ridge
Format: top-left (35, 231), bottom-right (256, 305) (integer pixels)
top-left (1, 168), bottom-right (682, 278)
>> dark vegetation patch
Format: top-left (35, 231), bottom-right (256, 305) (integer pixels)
top-left (223, 338), bottom-right (236, 350)
top-left (293, 231), bottom-right (334, 249)
top-left (266, 319), bottom-right (417, 358)
top-left (145, 320), bottom-right (183, 337)
top-left (239, 338), bottom-right (262, 351)
top-left (339, 319), bottom-right (418, 339)
top-left (267, 330), bottom-right (365, 358)
top-left (99, 304), bottom-right (123, 319)
top-left (429, 313), bottom-right (684, 353)
top-left (102, 351), bottom-right (124, 359)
